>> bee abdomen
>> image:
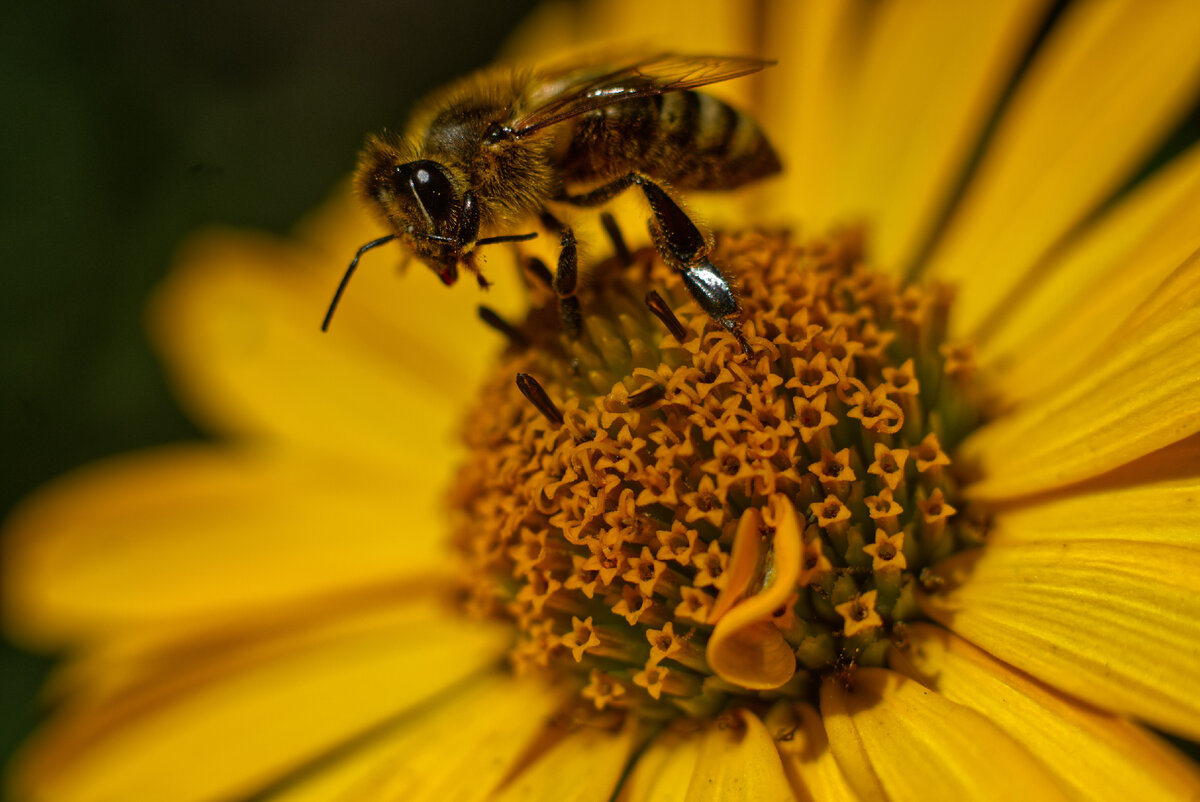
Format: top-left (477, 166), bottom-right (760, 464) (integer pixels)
top-left (558, 89), bottom-right (779, 192)
top-left (648, 90), bottom-right (780, 190)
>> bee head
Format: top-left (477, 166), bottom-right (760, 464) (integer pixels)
top-left (355, 140), bottom-right (463, 268)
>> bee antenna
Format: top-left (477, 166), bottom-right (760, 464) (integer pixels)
top-left (475, 232), bottom-right (538, 247)
top-left (321, 234), bottom-right (397, 332)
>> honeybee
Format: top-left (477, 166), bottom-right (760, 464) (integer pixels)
top-left (322, 54), bottom-right (781, 344)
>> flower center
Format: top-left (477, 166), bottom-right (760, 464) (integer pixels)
top-left (450, 230), bottom-right (984, 718)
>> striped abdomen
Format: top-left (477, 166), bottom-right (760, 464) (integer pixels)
top-left (556, 89), bottom-right (781, 191)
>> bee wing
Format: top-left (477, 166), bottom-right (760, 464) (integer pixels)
top-left (509, 54), bottom-right (773, 137)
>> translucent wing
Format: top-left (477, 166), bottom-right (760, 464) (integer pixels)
top-left (508, 54), bottom-right (773, 138)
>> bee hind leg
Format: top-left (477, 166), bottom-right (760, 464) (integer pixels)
top-left (559, 174), bottom-right (747, 351)
top-left (635, 177), bottom-right (747, 352)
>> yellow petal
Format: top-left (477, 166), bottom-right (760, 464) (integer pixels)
top-left (709, 506), bottom-right (767, 622)
top-left (685, 709), bottom-right (795, 802)
top-left (821, 669), bottom-right (1069, 801)
top-left (921, 0), bottom-right (1200, 337)
top-left (12, 600), bottom-right (511, 802)
top-left (619, 726), bottom-right (702, 802)
top-left (3, 446), bottom-right (450, 646)
top-left (978, 142), bottom-right (1200, 395)
top-left (834, 0), bottom-right (1049, 271)
top-left (491, 718), bottom-right (636, 802)
top-left (595, 0), bottom-right (759, 59)
top-left (962, 249), bottom-right (1200, 499)
top-left (761, 0), bottom-right (865, 233)
top-left (989, 468), bottom-right (1200, 547)
top-left (763, 702), bottom-right (863, 802)
top-left (273, 673), bottom-right (568, 802)
top-left (920, 541), bottom-right (1200, 740)
top-left (150, 225), bottom-right (519, 467)
top-left (892, 623), bottom-right (1200, 801)
top-left (707, 495), bottom-right (801, 689)
top-left (618, 714), bottom-right (799, 802)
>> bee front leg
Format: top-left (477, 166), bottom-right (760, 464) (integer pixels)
top-left (462, 252), bottom-right (491, 290)
top-left (540, 211), bottom-right (582, 338)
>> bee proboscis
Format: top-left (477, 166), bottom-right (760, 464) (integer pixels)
top-left (323, 53), bottom-right (781, 345)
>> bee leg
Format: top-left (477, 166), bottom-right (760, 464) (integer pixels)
top-left (633, 176), bottom-right (747, 352)
top-left (524, 255), bottom-right (555, 291)
top-left (478, 305), bottom-right (530, 348)
top-left (559, 174), bottom-right (746, 350)
top-left (599, 211), bottom-right (632, 267)
top-left (540, 211), bottom-right (582, 338)
top-left (461, 251), bottom-right (491, 290)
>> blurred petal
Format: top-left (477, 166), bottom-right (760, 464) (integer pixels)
top-left (273, 674), bottom-right (568, 802)
top-left (684, 710), bottom-right (795, 802)
top-left (892, 624), bottom-right (1200, 801)
top-left (835, 0), bottom-right (1048, 271)
top-left (618, 725), bottom-right (701, 802)
top-left (12, 601), bottom-right (511, 802)
top-left (595, 0), bottom-right (759, 60)
top-left (821, 669), bottom-right (1069, 801)
top-left (620, 710), bottom-right (796, 802)
top-left (921, 541), bottom-right (1200, 740)
top-left (3, 446), bottom-right (451, 646)
top-left (491, 719), bottom-right (636, 802)
top-left (763, 702), bottom-right (862, 802)
top-left (151, 224), bottom-right (521, 468)
top-left (761, 0), bottom-right (865, 233)
top-left (922, 0), bottom-right (1200, 336)
top-left (963, 249), bottom-right (1200, 499)
top-left (979, 143), bottom-right (1200, 396)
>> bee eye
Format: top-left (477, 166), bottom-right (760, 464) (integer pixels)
top-left (398, 160), bottom-right (456, 226)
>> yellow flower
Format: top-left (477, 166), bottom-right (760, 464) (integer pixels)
top-left (7, 1), bottom-right (1200, 800)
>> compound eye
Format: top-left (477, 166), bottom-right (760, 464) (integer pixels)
top-left (399, 160), bottom-right (456, 227)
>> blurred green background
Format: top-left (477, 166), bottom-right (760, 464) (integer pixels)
top-left (0, 0), bottom-right (539, 785)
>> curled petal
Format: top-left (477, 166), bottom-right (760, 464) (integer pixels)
top-left (706, 495), bottom-right (801, 690)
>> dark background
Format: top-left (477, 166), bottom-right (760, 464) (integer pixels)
top-left (0, 0), bottom-right (540, 782)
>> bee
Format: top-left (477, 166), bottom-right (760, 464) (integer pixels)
top-left (322, 54), bottom-right (781, 344)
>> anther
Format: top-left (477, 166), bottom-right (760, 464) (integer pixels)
top-left (628, 384), bottom-right (666, 409)
top-left (515, 372), bottom-right (563, 425)
top-left (478, 305), bottom-right (530, 347)
top-left (645, 290), bottom-right (689, 341)
top-left (600, 211), bottom-right (632, 267)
